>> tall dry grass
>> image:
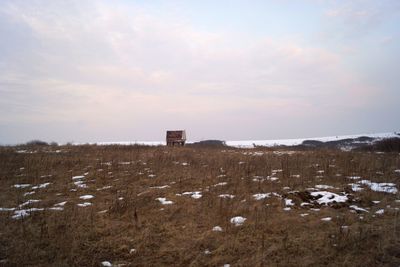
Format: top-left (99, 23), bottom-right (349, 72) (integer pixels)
top-left (0, 145), bottom-right (399, 266)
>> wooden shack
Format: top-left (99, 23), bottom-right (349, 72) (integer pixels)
top-left (166, 130), bottom-right (186, 146)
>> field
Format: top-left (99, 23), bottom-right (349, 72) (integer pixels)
top-left (1, 145), bottom-right (400, 266)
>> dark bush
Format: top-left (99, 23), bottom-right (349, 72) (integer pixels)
top-left (372, 138), bottom-right (400, 152)
top-left (189, 140), bottom-right (226, 147)
top-left (25, 140), bottom-right (49, 146)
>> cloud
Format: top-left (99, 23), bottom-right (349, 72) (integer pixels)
top-left (0, 0), bottom-right (389, 142)
top-left (323, 0), bottom-right (400, 39)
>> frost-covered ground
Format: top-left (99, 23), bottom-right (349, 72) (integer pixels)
top-left (1, 145), bottom-right (400, 266)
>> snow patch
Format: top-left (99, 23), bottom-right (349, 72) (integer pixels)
top-left (31, 182), bottom-right (51, 190)
top-left (349, 183), bottom-right (363, 192)
top-left (13, 184), bottom-right (31, 189)
top-left (213, 182), bottom-right (227, 187)
top-left (55, 201), bottom-right (67, 206)
top-left (230, 216), bottom-right (246, 226)
top-left (285, 198), bottom-right (295, 206)
top-left (315, 185), bottom-right (334, 190)
top-left (24, 191), bottom-right (35, 196)
top-left (12, 208), bottom-right (44, 219)
top-left (0, 207), bottom-right (15, 211)
top-left (349, 205), bottom-right (369, 213)
top-left (310, 191), bottom-right (348, 205)
top-left (359, 180), bottom-right (398, 194)
top-left (219, 194), bottom-right (235, 199)
top-left (19, 199), bottom-right (41, 208)
top-left (182, 191), bottom-right (202, 199)
top-left (79, 195), bottom-right (94, 200)
top-left (375, 209), bottom-right (385, 215)
top-left (49, 207), bottom-right (64, 211)
top-left (150, 185), bottom-right (170, 189)
top-left (347, 176), bottom-right (361, 180)
top-left (77, 202), bottom-right (92, 207)
top-left (156, 197), bottom-right (173, 205)
top-left (97, 185), bottom-right (112, 191)
top-left (212, 226), bottom-right (223, 232)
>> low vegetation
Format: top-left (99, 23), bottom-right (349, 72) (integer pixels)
top-left (0, 145), bottom-right (400, 266)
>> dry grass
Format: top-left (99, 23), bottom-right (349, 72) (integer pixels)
top-left (0, 145), bottom-right (400, 266)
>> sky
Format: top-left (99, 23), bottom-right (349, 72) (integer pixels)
top-left (0, 0), bottom-right (399, 144)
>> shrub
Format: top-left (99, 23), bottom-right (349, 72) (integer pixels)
top-left (25, 140), bottom-right (49, 146)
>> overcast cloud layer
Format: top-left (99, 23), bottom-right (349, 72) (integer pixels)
top-left (0, 0), bottom-right (399, 144)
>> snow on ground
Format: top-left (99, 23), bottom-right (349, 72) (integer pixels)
top-left (79, 195), bottom-right (94, 200)
top-left (253, 193), bottom-right (271, 200)
top-left (226, 132), bottom-right (398, 148)
top-left (358, 180), bottom-right (398, 194)
top-left (79, 141), bottom-right (166, 146)
top-left (230, 216), bottom-right (246, 226)
top-left (212, 226), bottom-right (223, 232)
top-left (181, 191), bottom-right (202, 199)
top-left (375, 209), bottom-right (385, 215)
top-left (4, 149), bottom-right (400, 241)
top-left (212, 182), bottom-right (227, 187)
top-left (347, 176), bottom-right (361, 180)
top-left (349, 183), bottom-right (363, 192)
top-left (49, 207), bottom-right (64, 211)
top-left (12, 209), bottom-right (30, 219)
top-left (97, 185), bottom-right (112, 191)
top-left (219, 194), bottom-right (235, 199)
top-left (150, 185), bottom-right (170, 189)
top-left (0, 208), bottom-right (15, 211)
top-left (118, 161), bottom-right (131, 165)
top-left (156, 197), bottom-right (173, 205)
top-left (253, 193), bottom-right (269, 200)
top-left (315, 185), bottom-right (335, 190)
top-left (252, 176), bottom-right (265, 182)
top-left (77, 202), bottom-right (92, 207)
top-left (73, 175), bottom-right (88, 188)
top-left (13, 184), bottom-right (31, 189)
top-left (19, 199), bottom-right (41, 208)
top-left (31, 182), bottom-right (51, 190)
top-left (74, 180), bottom-right (87, 188)
top-left (73, 132), bottom-right (398, 148)
top-left (253, 193), bottom-right (281, 200)
top-left (349, 205), bottom-right (369, 212)
top-left (310, 191), bottom-right (348, 205)
top-left (12, 208), bottom-right (44, 219)
top-left (285, 199), bottom-right (295, 206)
